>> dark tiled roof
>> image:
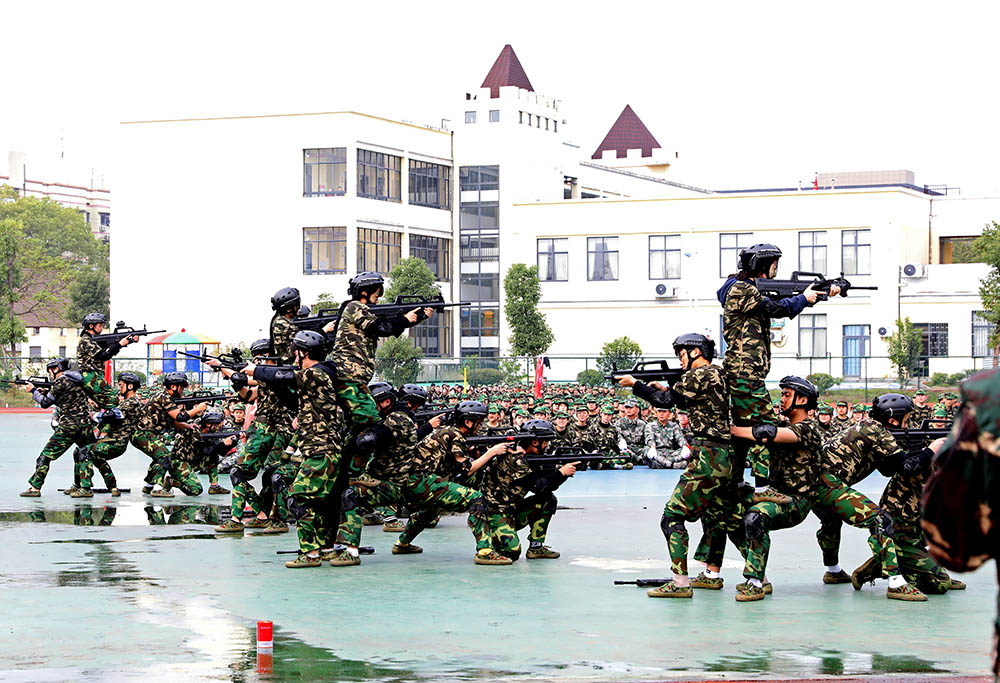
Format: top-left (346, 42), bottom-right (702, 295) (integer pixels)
top-left (592, 105), bottom-right (661, 160)
top-left (16, 275), bottom-right (73, 328)
top-left (481, 44), bottom-right (533, 98)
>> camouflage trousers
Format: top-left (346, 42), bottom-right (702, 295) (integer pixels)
top-left (29, 422), bottom-right (96, 489)
top-left (647, 446), bottom-right (688, 469)
top-left (693, 483), bottom-right (752, 568)
top-left (289, 444), bottom-right (346, 555)
top-left (489, 493), bottom-right (558, 560)
top-left (81, 370), bottom-right (118, 409)
top-left (742, 495), bottom-right (813, 581)
top-left (392, 474), bottom-right (492, 551)
top-left (727, 375), bottom-right (774, 484)
top-left (661, 442), bottom-right (734, 576)
top-left (132, 430), bottom-right (204, 495)
top-left (269, 454), bottom-right (302, 523)
top-left (76, 440), bottom-right (127, 490)
top-left (229, 424), bottom-right (290, 519)
top-left (811, 474), bottom-right (899, 576)
top-left (335, 381), bottom-right (379, 431)
top-left (858, 519), bottom-right (953, 594)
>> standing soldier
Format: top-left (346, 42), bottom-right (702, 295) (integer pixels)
top-left (910, 389), bottom-right (931, 426)
top-left (831, 400), bottom-right (852, 434)
top-left (941, 392), bottom-right (960, 421)
top-left (20, 359), bottom-right (94, 497)
top-left (572, 403), bottom-right (591, 435)
top-left (78, 313), bottom-right (139, 409)
top-left (815, 404), bottom-right (836, 441)
top-left (644, 407), bottom-right (690, 469)
top-left (552, 411), bottom-right (577, 446)
top-left (616, 398), bottom-right (646, 465)
top-left (717, 244), bottom-right (837, 500)
top-left (269, 287), bottom-right (302, 362)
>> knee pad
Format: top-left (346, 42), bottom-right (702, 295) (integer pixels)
top-left (229, 468), bottom-right (252, 487)
top-left (873, 510), bottom-right (894, 538)
top-left (744, 511), bottom-right (768, 542)
top-left (659, 514), bottom-right (687, 541)
top-left (35, 454), bottom-right (48, 469)
top-left (73, 447), bottom-right (87, 464)
top-left (287, 496), bottom-right (311, 522)
top-left (540, 494), bottom-right (558, 515)
top-left (468, 496), bottom-right (488, 517)
top-left (341, 486), bottom-right (360, 513)
top-left (270, 471), bottom-right (289, 492)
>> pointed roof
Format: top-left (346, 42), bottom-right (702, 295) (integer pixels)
top-left (591, 105), bottom-right (661, 160)
top-left (481, 44), bottom-right (533, 98)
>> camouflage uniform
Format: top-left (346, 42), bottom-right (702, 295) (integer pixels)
top-left (270, 314), bottom-right (298, 363)
top-left (615, 415), bottom-right (646, 464)
top-left (811, 420), bottom-right (904, 577)
top-left (830, 414), bottom-right (853, 437)
top-left (76, 395), bottom-right (143, 490)
top-left (643, 419), bottom-right (688, 469)
top-left (131, 392), bottom-right (204, 495)
top-left (27, 375), bottom-right (96, 490)
top-left (588, 409), bottom-right (628, 467)
top-left (922, 368), bottom-right (1000, 676)
top-left (910, 396), bottom-right (932, 427)
top-left (76, 330), bottom-right (120, 409)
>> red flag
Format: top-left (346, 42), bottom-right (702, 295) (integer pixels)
top-left (104, 360), bottom-right (112, 385)
top-left (533, 357), bottom-right (545, 399)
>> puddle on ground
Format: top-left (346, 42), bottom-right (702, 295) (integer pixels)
top-left (0, 504), bottom-right (231, 527)
top-left (704, 649), bottom-right (949, 676)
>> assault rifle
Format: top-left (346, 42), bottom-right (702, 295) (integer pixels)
top-left (179, 350), bottom-right (249, 371)
top-left (368, 295), bottom-right (470, 322)
top-left (413, 406), bottom-right (454, 424)
top-left (200, 430), bottom-right (243, 441)
top-left (465, 431), bottom-right (557, 449)
top-left (92, 321), bottom-right (166, 345)
top-left (171, 391), bottom-right (237, 407)
top-left (293, 308), bottom-right (340, 332)
top-left (888, 419), bottom-right (951, 450)
top-left (527, 445), bottom-right (607, 471)
top-left (604, 360), bottom-right (683, 386)
top-left (756, 271), bottom-right (877, 302)
top-left (614, 578), bottom-right (671, 587)
top-left (1, 375), bottom-right (52, 390)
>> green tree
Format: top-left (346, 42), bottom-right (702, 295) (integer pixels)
top-left (806, 372), bottom-right (839, 394)
top-left (67, 268), bottom-right (110, 323)
top-left (311, 292), bottom-right (340, 315)
top-left (596, 336), bottom-right (643, 382)
top-left (974, 221), bottom-right (1000, 351)
top-left (576, 368), bottom-right (603, 386)
top-left (374, 335), bottom-right (423, 385)
top-left (886, 317), bottom-right (923, 388)
top-left (503, 263), bottom-right (553, 357)
top-left (0, 218), bottom-right (25, 372)
top-left (384, 258), bottom-right (441, 300)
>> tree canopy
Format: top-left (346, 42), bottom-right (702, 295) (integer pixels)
top-left (503, 263), bottom-right (553, 357)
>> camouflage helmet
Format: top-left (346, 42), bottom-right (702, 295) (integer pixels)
top-left (817, 404), bottom-right (833, 415)
top-left (932, 404), bottom-right (948, 418)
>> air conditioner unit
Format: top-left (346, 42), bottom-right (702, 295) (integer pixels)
top-left (902, 263), bottom-right (926, 278)
top-left (654, 284), bottom-right (677, 299)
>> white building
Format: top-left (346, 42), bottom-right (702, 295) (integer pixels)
top-left (113, 44), bottom-right (999, 382)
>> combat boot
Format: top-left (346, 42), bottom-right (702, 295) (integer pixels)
top-left (150, 488), bottom-right (174, 498)
top-left (285, 553), bottom-right (322, 569)
top-left (382, 518), bottom-right (407, 533)
top-left (141, 485), bottom-right (154, 495)
top-left (735, 581), bottom-right (766, 602)
top-left (71, 488), bottom-right (94, 498)
top-left (326, 549), bottom-right (361, 566)
top-left (646, 581), bottom-right (693, 598)
top-left (886, 582), bottom-right (927, 601)
top-left (214, 519), bottom-right (244, 533)
top-left (823, 570), bottom-right (852, 584)
top-left (392, 543), bottom-right (423, 554)
top-left (474, 549), bottom-right (513, 565)
top-left (361, 512), bottom-right (384, 526)
top-left (949, 578), bottom-right (967, 590)
top-left (243, 518), bottom-right (268, 529)
top-left (63, 486), bottom-right (78, 496)
top-left (207, 485), bottom-right (230, 495)
top-left (690, 572), bottom-right (724, 590)
top-left (19, 488), bottom-right (41, 497)
top-left (256, 520), bottom-right (289, 534)
top-left (752, 487), bottom-right (793, 505)
top-left (525, 544), bottom-right (560, 559)
top-left (110, 488), bottom-right (122, 497)
top-left (851, 557), bottom-right (882, 590)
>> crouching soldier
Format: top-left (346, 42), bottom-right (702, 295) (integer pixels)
top-left (72, 371), bottom-right (145, 497)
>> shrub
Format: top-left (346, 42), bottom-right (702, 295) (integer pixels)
top-left (576, 369), bottom-right (603, 386)
top-left (467, 368), bottom-right (504, 386)
top-left (806, 373), bottom-right (839, 394)
top-left (929, 372), bottom-right (950, 386)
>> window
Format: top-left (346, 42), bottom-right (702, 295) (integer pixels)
top-left (357, 149), bottom-right (401, 202)
top-left (460, 234), bottom-right (499, 261)
top-left (842, 324), bottom-right (870, 377)
top-left (914, 322), bottom-right (949, 377)
top-left (461, 347), bottom-right (498, 359)
top-left (537, 238), bottom-right (568, 281)
top-left (357, 228), bottom-right (402, 274)
top-left (465, 111), bottom-right (477, 124)
top-left (841, 229), bottom-right (871, 275)
top-left (489, 110), bottom-right (500, 122)
top-left (459, 166), bottom-right (499, 191)
top-left (29, 346), bottom-right (41, 359)
top-left (941, 237), bottom-right (981, 264)
top-left (973, 311), bottom-right (996, 357)
top-left (409, 235), bottom-right (451, 281)
top-left (58, 346), bottom-right (66, 357)
top-left (649, 235), bottom-right (681, 280)
top-left (460, 273), bottom-right (500, 302)
top-left (798, 314), bottom-right (827, 357)
top-left (519, 111), bottom-right (524, 124)
top-left (99, 212), bottom-right (111, 232)
top-left (461, 308), bottom-right (498, 337)
top-left (587, 237), bottom-right (619, 281)
top-left (799, 231), bottom-right (827, 273)
top-left (411, 310), bottom-right (453, 357)
top-left (553, 120), bottom-right (558, 133)
top-left (720, 232), bottom-right (753, 276)
top-left (30, 327), bottom-right (39, 336)
top-left (408, 161), bottom-right (451, 210)
top-left (303, 148), bottom-right (346, 196)
top-left (460, 202), bottom-right (499, 231)
top-left (303, 227), bottom-right (347, 274)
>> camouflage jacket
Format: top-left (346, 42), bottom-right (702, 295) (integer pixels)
top-left (673, 364), bottom-right (730, 443)
top-left (137, 390), bottom-right (175, 434)
top-left (553, 425), bottom-right (579, 448)
top-left (270, 314), bottom-right (298, 364)
top-left (76, 330), bottom-right (118, 373)
top-left (822, 419), bottom-right (902, 485)
top-left (815, 420), bottom-right (837, 442)
top-left (366, 407), bottom-right (419, 483)
top-left (879, 461), bottom-right (928, 527)
top-left (331, 300), bottom-right (412, 385)
top-left (100, 395), bottom-right (143, 448)
top-left (769, 417), bottom-right (825, 496)
top-left (830, 416), bottom-right (852, 436)
top-left (718, 278), bottom-right (809, 381)
top-left (644, 420), bottom-right (686, 453)
top-left (480, 450), bottom-right (567, 516)
top-left (588, 421), bottom-right (620, 454)
top-left (39, 374), bottom-right (91, 427)
top-left (412, 424), bottom-right (473, 481)
top-left (615, 417), bottom-right (646, 452)
top-left (292, 362), bottom-right (344, 450)
top-left (910, 404), bottom-right (932, 427)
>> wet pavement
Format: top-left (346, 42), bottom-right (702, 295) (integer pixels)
top-left (0, 413), bottom-right (994, 681)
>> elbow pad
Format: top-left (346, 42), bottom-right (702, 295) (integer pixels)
top-left (34, 390), bottom-right (54, 408)
top-left (903, 447), bottom-right (934, 473)
top-left (230, 372), bottom-right (249, 391)
top-left (254, 366), bottom-right (296, 383)
top-left (751, 423), bottom-right (778, 445)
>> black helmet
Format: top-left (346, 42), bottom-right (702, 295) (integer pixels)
top-left (672, 333), bottom-right (716, 362)
top-left (454, 400), bottom-right (489, 422)
top-left (250, 338), bottom-right (271, 357)
top-left (778, 375), bottom-right (819, 410)
top-left (271, 287), bottom-right (301, 312)
top-left (870, 393), bottom-right (914, 426)
top-left (298, 304), bottom-right (312, 317)
top-left (63, 370), bottom-right (84, 385)
top-left (163, 371), bottom-right (189, 387)
top-left (348, 272), bottom-right (385, 299)
top-left (290, 330), bottom-right (327, 353)
top-left (82, 312), bottom-right (107, 327)
top-left (46, 358), bottom-right (71, 372)
top-left (117, 372), bottom-right (141, 390)
top-left (201, 411), bottom-right (225, 426)
top-left (739, 243), bottom-right (782, 275)
top-left (399, 383), bottom-right (428, 407)
top-left (369, 381), bottom-right (395, 403)
top-left (520, 419), bottom-right (557, 440)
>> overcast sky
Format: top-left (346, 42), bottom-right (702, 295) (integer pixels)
top-left (3, 1), bottom-right (998, 194)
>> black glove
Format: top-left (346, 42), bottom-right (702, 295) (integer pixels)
top-left (903, 447), bottom-right (933, 473)
top-left (230, 372), bottom-right (248, 391)
top-left (751, 423), bottom-right (778, 445)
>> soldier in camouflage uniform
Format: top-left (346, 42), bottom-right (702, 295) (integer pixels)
top-left (619, 334), bottom-right (733, 599)
top-left (815, 404), bottom-right (836, 441)
top-left (831, 400), bottom-right (852, 435)
top-left (728, 376), bottom-right (824, 601)
top-left (170, 411), bottom-right (237, 494)
top-left (941, 391), bottom-right (960, 421)
top-left (572, 403), bottom-right (591, 436)
top-left (77, 313), bottom-right (139, 409)
top-left (479, 419), bottom-right (579, 560)
top-left (588, 404), bottom-right (630, 469)
top-left (643, 407), bottom-right (689, 469)
top-left (811, 393), bottom-right (927, 600)
top-left (483, 404), bottom-right (505, 432)
top-left (717, 243), bottom-right (835, 500)
top-left (910, 389), bottom-right (932, 426)
top-left (615, 398), bottom-right (646, 465)
top-left (922, 367), bottom-right (1000, 677)
top-left (20, 359), bottom-right (95, 497)
top-left (851, 403), bottom-right (867, 424)
top-left (269, 287), bottom-right (301, 363)
top-left (72, 371), bottom-right (145, 497)
top-left (552, 411), bottom-right (578, 447)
